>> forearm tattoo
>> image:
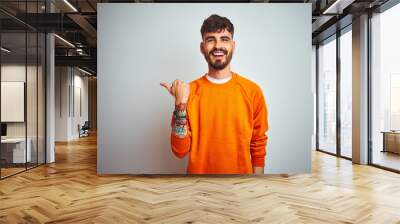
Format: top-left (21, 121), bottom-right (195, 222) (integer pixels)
top-left (172, 103), bottom-right (187, 138)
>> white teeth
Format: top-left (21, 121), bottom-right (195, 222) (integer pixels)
top-left (213, 51), bottom-right (224, 56)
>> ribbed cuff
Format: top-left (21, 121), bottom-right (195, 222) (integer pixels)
top-left (171, 132), bottom-right (189, 142)
top-left (251, 156), bottom-right (265, 167)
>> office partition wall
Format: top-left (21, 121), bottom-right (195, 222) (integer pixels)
top-left (0, 1), bottom-right (47, 179)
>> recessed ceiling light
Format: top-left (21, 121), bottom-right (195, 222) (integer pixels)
top-left (322, 0), bottom-right (354, 15)
top-left (78, 67), bottom-right (93, 76)
top-left (54, 34), bottom-right (75, 48)
top-left (1, 47), bottom-right (11, 53)
top-left (63, 0), bottom-right (78, 12)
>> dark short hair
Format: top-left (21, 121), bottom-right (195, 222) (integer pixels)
top-left (200, 14), bottom-right (234, 39)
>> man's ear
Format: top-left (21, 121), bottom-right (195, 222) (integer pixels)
top-left (232, 40), bottom-right (236, 52)
top-left (200, 42), bottom-right (205, 55)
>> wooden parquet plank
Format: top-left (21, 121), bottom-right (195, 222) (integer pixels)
top-left (0, 134), bottom-right (399, 223)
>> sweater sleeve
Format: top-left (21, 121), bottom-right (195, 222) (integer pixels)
top-left (250, 87), bottom-right (268, 167)
top-left (170, 111), bottom-right (191, 159)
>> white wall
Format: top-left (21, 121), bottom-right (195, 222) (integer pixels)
top-left (55, 67), bottom-right (89, 141)
top-left (1, 65), bottom-right (40, 138)
top-left (1, 66), bottom-right (26, 132)
top-left (55, 66), bottom-right (69, 141)
top-left (71, 72), bottom-right (89, 138)
top-left (98, 3), bottom-right (313, 174)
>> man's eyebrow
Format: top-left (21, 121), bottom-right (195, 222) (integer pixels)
top-left (205, 36), bottom-right (216, 40)
top-left (221, 36), bottom-right (231, 40)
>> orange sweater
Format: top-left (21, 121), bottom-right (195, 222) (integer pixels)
top-left (171, 72), bottom-right (268, 174)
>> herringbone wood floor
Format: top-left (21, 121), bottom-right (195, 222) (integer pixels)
top-left (1, 134), bottom-right (400, 224)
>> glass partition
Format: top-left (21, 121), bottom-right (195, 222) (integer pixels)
top-left (0, 1), bottom-right (46, 179)
top-left (317, 36), bottom-right (337, 155)
top-left (0, 31), bottom-right (28, 177)
top-left (371, 4), bottom-right (400, 171)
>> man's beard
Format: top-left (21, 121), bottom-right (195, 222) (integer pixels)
top-left (204, 48), bottom-right (233, 70)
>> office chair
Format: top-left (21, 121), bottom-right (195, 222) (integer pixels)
top-left (79, 121), bottom-right (90, 138)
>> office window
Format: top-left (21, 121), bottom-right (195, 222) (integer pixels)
top-left (390, 75), bottom-right (400, 130)
top-left (371, 3), bottom-right (400, 171)
top-left (340, 28), bottom-right (352, 158)
top-left (312, 46), bottom-right (317, 150)
top-left (318, 36), bottom-right (337, 154)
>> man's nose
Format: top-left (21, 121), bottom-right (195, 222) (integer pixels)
top-left (215, 39), bottom-right (223, 49)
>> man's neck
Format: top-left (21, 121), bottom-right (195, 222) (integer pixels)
top-left (207, 66), bottom-right (232, 79)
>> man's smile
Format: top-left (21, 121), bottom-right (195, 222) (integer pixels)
top-left (210, 49), bottom-right (227, 59)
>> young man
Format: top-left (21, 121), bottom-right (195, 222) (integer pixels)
top-left (161, 14), bottom-right (268, 174)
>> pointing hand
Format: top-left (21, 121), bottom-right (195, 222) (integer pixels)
top-left (160, 79), bottom-right (190, 105)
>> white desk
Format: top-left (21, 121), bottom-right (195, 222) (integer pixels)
top-left (1, 138), bottom-right (31, 163)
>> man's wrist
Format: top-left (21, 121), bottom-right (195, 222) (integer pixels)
top-left (173, 102), bottom-right (188, 138)
top-left (175, 101), bottom-right (187, 110)
top-left (174, 103), bottom-right (186, 118)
